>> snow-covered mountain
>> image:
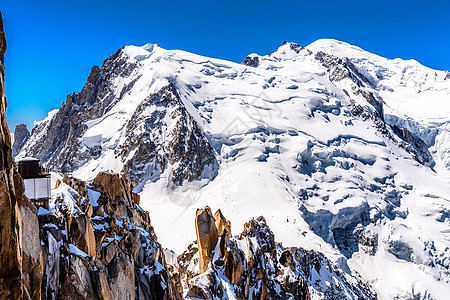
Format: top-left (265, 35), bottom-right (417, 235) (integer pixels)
top-left (16, 39), bottom-right (450, 299)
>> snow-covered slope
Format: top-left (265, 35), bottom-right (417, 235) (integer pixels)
top-left (308, 39), bottom-right (450, 175)
top-left (16, 40), bottom-right (450, 299)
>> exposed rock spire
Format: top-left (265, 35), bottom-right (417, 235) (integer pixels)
top-left (12, 124), bottom-right (30, 156)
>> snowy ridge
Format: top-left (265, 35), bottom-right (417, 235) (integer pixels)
top-left (16, 39), bottom-right (450, 299)
top-left (307, 39), bottom-right (450, 173)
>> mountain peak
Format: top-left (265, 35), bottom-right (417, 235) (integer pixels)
top-left (122, 43), bottom-right (162, 61)
top-left (142, 42), bottom-right (161, 52)
top-left (269, 41), bottom-right (306, 59)
top-left (306, 38), bottom-right (376, 59)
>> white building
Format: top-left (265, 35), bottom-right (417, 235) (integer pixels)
top-left (17, 157), bottom-right (51, 209)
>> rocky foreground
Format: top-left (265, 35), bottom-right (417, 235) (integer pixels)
top-left (40, 172), bottom-right (181, 299)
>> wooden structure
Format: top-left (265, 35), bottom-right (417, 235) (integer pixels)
top-left (17, 157), bottom-right (51, 209)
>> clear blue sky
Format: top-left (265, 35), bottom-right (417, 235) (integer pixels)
top-left (2, 0), bottom-right (450, 130)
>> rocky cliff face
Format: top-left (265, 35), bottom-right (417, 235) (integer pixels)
top-left (0, 13), bottom-right (44, 299)
top-left (18, 49), bottom-right (138, 174)
top-left (12, 124), bottom-right (30, 156)
top-left (173, 207), bottom-right (377, 299)
top-left (38, 172), bottom-right (181, 299)
top-left (16, 46), bottom-right (217, 187)
top-left (117, 83), bottom-right (217, 186)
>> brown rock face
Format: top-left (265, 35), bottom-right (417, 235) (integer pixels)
top-left (58, 255), bottom-right (97, 300)
top-left (69, 213), bottom-right (96, 256)
top-left (223, 241), bottom-right (244, 285)
top-left (91, 266), bottom-right (114, 300)
top-left (174, 209), bottom-right (377, 300)
top-left (20, 201), bottom-right (44, 299)
top-left (0, 14), bottom-right (5, 64)
top-left (92, 172), bottom-right (125, 202)
top-left (0, 179), bottom-right (22, 299)
top-left (91, 172), bottom-right (143, 220)
top-left (195, 206), bottom-right (218, 273)
top-left (12, 124), bottom-right (30, 156)
top-left (214, 208), bottom-right (231, 238)
top-left (39, 172), bottom-right (182, 300)
top-left (0, 13), bottom-right (43, 299)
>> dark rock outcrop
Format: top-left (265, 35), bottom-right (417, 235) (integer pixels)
top-left (242, 55), bottom-right (259, 67)
top-left (315, 51), bottom-right (384, 121)
top-left (392, 124), bottom-right (434, 166)
top-left (315, 51), bottom-right (375, 88)
top-left (284, 41), bottom-right (304, 53)
top-left (12, 124), bottom-right (30, 156)
top-left (118, 83), bottom-right (217, 186)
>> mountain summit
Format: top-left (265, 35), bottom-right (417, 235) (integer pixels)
top-left (15, 39), bottom-right (450, 299)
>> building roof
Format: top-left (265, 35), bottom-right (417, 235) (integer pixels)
top-left (16, 157), bottom-right (40, 163)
